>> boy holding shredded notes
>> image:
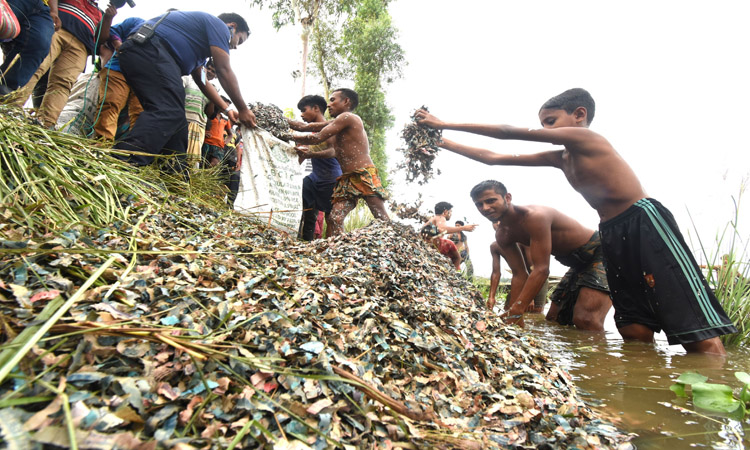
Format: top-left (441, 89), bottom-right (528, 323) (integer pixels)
top-left (415, 88), bottom-right (736, 355)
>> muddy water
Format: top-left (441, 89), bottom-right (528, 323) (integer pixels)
top-left (523, 313), bottom-right (750, 449)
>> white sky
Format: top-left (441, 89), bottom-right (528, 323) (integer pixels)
top-left (64, 1), bottom-right (750, 277)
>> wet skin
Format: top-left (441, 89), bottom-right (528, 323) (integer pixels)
top-left (415, 107), bottom-right (729, 354)
top-left (474, 188), bottom-right (611, 329)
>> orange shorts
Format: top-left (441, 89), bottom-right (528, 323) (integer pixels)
top-left (332, 166), bottom-right (388, 204)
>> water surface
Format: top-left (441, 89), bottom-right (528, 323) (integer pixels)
top-left (523, 313), bottom-right (750, 449)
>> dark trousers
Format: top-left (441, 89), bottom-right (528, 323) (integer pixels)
top-left (0, 0), bottom-right (54, 93)
top-left (114, 37), bottom-right (187, 169)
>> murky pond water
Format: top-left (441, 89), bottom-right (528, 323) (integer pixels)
top-left (523, 312), bottom-right (750, 449)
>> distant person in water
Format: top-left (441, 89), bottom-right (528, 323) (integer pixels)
top-left (421, 201), bottom-right (477, 271)
top-left (450, 220), bottom-right (474, 278)
top-left (470, 180), bottom-right (611, 331)
top-left (292, 88), bottom-right (389, 236)
top-left (416, 88), bottom-right (737, 354)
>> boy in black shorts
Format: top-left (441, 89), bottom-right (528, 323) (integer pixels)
top-left (416, 88), bottom-right (737, 354)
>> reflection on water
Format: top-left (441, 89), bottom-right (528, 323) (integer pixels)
top-left (523, 312), bottom-right (750, 449)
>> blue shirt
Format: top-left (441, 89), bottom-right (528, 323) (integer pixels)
top-left (105, 17), bottom-right (144, 72)
top-left (147, 11), bottom-right (231, 76)
top-left (310, 157), bottom-right (342, 183)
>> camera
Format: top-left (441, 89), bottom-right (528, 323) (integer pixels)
top-left (111, 0), bottom-right (136, 8)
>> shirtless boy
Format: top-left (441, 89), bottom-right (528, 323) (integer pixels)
top-left (421, 202), bottom-right (477, 270)
top-left (471, 180), bottom-right (611, 331)
top-left (416, 88), bottom-right (736, 354)
top-left (292, 88), bottom-right (389, 236)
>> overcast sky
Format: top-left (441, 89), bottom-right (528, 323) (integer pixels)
top-left (91, 1), bottom-right (750, 277)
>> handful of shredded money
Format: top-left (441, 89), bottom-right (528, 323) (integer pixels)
top-left (397, 106), bottom-right (442, 184)
top-left (247, 101), bottom-right (292, 142)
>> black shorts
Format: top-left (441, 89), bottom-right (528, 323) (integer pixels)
top-left (302, 175), bottom-right (336, 214)
top-left (599, 198), bottom-right (737, 345)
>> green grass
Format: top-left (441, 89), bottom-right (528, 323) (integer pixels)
top-left (689, 185), bottom-right (750, 347)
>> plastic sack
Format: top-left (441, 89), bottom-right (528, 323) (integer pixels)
top-left (234, 127), bottom-right (303, 234)
top-left (56, 72), bottom-right (100, 136)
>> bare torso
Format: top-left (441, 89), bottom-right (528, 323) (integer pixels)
top-left (560, 133), bottom-right (648, 222)
top-left (495, 205), bottom-right (596, 257)
top-left (332, 113), bottom-right (374, 174)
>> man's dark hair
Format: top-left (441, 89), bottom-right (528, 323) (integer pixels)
top-left (218, 13), bottom-right (250, 34)
top-left (455, 220), bottom-right (465, 226)
top-left (539, 88), bottom-right (596, 125)
top-left (435, 201), bottom-right (453, 215)
top-left (470, 180), bottom-right (508, 200)
top-left (333, 88), bottom-right (359, 110)
top-left (297, 95), bottom-right (327, 114)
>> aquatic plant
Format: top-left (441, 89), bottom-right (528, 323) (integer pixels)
top-left (670, 371), bottom-right (750, 419)
top-left (688, 185), bottom-right (750, 347)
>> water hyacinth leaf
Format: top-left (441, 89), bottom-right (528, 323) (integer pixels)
top-left (669, 383), bottom-right (687, 398)
top-left (691, 382), bottom-right (742, 414)
top-left (735, 372), bottom-right (750, 385)
top-left (675, 372), bottom-right (709, 385)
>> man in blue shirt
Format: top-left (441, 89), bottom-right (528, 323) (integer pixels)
top-left (114, 10), bottom-right (256, 169)
top-left (288, 94), bottom-right (342, 240)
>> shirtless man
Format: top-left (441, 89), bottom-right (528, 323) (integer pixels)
top-left (471, 180), bottom-right (611, 330)
top-left (488, 232), bottom-right (548, 314)
top-left (292, 88), bottom-right (388, 236)
top-left (416, 88), bottom-right (736, 354)
top-left (421, 201), bottom-right (477, 270)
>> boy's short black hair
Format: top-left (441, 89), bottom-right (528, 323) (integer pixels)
top-left (297, 95), bottom-right (327, 114)
top-left (540, 88), bottom-right (596, 125)
top-left (333, 88), bottom-right (359, 111)
top-left (470, 180), bottom-right (508, 200)
top-left (435, 201), bottom-right (453, 215)
top-left (218, 13), bottom-right (250, 34)
top-left (455, 220), bottom-right (465, 226)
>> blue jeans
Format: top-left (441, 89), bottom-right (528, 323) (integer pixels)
top-left (0, 0), bottom-right (54, 91)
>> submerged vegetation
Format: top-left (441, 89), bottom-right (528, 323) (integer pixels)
top-left (0, 108), bottom-right (635, 448)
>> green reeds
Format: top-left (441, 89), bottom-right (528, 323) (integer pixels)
top-left (689, 186), bottom-right (750, 347)
top-left (343, 200), bottom-right (375, 232)
top-left (0, 106), bottom-right (159, 231)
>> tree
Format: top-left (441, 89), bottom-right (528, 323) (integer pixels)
top-left (251, 0), bottom-right (405, 188)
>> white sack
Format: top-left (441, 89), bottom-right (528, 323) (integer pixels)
top-left (234, 127), bottom-right (303, 234)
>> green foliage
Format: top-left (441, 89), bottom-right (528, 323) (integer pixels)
top-left (253, 0), bottom-right (405, 189)
top-left (670, 372), bottom-right (750, 419)
top-left (343, 200), bottom-right (374, 232)
top-left (689, 185), bottom-right (750, 347)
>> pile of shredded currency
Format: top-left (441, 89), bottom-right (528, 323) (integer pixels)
top-left (0, 110), bottom-right (633, 449)
top-left (390, 195), bottom-right (430, 223)
top-left (397, 106), bottom-right (443, 185)
top-left (248, 101), bottom-right (292, 142)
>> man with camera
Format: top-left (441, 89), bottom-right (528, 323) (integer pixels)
top-left (113, 10), bottom-right (256, 170)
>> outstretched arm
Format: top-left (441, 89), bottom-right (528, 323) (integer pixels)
top-left (437, 221), bottom-right (478, 234)
top-left (287, 119), bottom-right (332, 132)
top-left (416, 109), bottom-right (601, 152)
top-left (209, 46), bottom-right (256, 128)
top-left (439, 138), bottom-right (563, 168)
top-left (503, 221), bottom-right (552, 326)
top-left (293, 113), bottom-right (351, 145)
